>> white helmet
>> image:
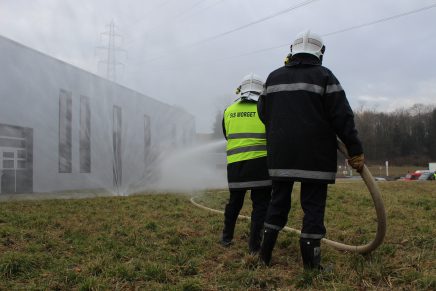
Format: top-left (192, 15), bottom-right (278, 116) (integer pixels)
top-left (238, 73), bottom-right (264, 100)
top-left (291, 30), bottom-right (325, 59)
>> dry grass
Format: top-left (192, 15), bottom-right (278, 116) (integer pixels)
top-left (0, 181), bottom-right (435, 290)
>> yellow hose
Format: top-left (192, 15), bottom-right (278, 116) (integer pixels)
top-left (332, 139), bottom-right (387, 253)
top-left (190, 139), bottom-right (387, 254)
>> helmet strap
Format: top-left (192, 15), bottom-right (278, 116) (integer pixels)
top-left (319, 45), bottom-right (326, 63)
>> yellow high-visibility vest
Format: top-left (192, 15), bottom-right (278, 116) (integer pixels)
top-left (224, 100), bottom-right (267, 164)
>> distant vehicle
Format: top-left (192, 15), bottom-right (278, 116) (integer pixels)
top-left (374, 177), bottom-right (387, 181)
top-left (415, 170), bottom-right (430, 174)
top-left (418, 171), bottom-right (435, 181)
top-left (401, 172), bottom-right (422, 181)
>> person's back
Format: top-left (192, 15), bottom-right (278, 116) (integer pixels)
top-left (257, 30), bottom-right (364, 269)
top-left (224, 101), bottom-right (267, 166)
top-left (220, 73), bottom-right (272, 254)
top-left (259, 53), bottom-right (362, 183)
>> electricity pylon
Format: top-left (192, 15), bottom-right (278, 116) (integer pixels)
top-left (96, 20), bottom-right (126, 82)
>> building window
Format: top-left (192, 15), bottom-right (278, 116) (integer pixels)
top-left (17, 150), bottom-right (26, 159)
top-left (171, 124), bottom-right (177, 147)
top-left (80, 96), bottom-right (91, 173)
top-left (113, 106), bottom-right (122, 190)
top-left (59, 90), bottom-right (72, 173)
top-left (3, 152), bottom-right (14, 159)
top-left (144, 115), bottom-right (151, 156)
top-left (3, 159), bottom-right (14, 169)
top-left (17, 160), bottom-right (26, 169)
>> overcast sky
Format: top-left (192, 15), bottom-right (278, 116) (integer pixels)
top-left (1, 0), bottom-right (435, 133)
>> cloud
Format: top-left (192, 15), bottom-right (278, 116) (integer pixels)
top-left (357, 95), bottom-right (389, 103)
top-left (354, 93), bottom-right (436, 112)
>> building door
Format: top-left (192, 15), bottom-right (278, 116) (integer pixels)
top-left (0, 124), bottom-right (33, 194)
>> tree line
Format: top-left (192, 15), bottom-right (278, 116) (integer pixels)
top-left (354, 104), bottom-right (436, 166)
top-left (212, 104), bottom-right (436, 166)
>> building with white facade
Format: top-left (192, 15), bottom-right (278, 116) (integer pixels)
top-left (0, 35), bottom-right (195, 195)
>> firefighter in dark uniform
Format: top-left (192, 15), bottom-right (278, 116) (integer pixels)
top-left (220, 73), bottom-right (272, 254)
top-left (257, 30), bottom-right (365, 269)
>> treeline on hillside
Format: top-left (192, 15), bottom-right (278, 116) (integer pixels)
top-left (354, 104), bottom-right (436, 166)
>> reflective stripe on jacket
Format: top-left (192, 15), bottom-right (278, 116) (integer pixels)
top-left (224, 100), bottom-right (267, 164)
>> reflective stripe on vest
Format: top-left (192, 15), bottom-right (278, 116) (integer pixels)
top-left (228, 179), bottom-right (272, 189)
top-left (227, 133), bottom-right (266, 139)
top-left (224, 101), bottom-right (267, 164)
top-left (227, 145), bottom-right (267, 156)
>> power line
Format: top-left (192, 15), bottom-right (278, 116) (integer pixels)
top-left (141, 0), bottom-right (320, 63)
top-left (136, 3), bottom-right (436, 74)
top-left (178, 0), bottom-right (225, 21)
top-left (217, 3), bottom-right (436, 61)
top-left (323, 3), bottom-right (436, 37)
top-left (187, 0), bottom-right (319, 48)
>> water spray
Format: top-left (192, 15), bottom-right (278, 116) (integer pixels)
top-left (152, 140), bottom-right (227, 192)
top-left (191, 138), bottom-right (387, 254)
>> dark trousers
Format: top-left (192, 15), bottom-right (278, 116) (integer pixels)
top-left (264, 180), bottom-right (327, 237)
top-left (223, 187), bottom-right (271, 240)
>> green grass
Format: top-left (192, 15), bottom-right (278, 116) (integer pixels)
top-left (0, 181), bottom-right (435, 290)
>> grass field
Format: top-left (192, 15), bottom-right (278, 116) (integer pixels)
top-left (338, 165), bottom-right (429, 179)
top-left (0, 181), bottom-right (435, 290)
top-left (365, 165), bottom-right (431, 178)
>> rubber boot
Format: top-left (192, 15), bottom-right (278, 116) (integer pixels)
top-left (259, 228), bottom-right (279, 266)
top-left (299, 238), bottom-right (322, 270)
top-left (248, 223), bottom-right (263, 254)
top-left (220, 222), bottom-right (235, 247)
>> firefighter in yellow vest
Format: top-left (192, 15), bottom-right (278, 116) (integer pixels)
top-left (220, 73), bottom-right (272, 254)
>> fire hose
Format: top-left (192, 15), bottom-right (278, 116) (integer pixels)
top-left (190, 139), bottom-right (387, 254)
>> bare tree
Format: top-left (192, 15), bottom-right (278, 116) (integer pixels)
top-left (355, 104), bottom-right (435, 166)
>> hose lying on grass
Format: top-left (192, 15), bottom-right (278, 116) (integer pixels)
top-left (190, 139), bottom-right (387, 254)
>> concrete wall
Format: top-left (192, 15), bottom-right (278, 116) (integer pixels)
top-left (0, 35), bottom-right (195, 194)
